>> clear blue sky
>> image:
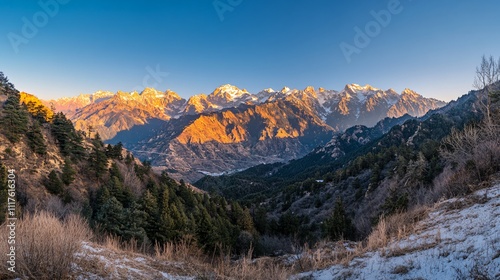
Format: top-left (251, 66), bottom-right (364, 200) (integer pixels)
top-left (1, 0), bottom-right (499, 101)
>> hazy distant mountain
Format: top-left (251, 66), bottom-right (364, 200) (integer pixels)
top-left (43, 90), bottom-right (115, 117)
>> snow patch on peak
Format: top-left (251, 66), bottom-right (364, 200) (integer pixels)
top-left (140, 87), bottom-right (162, 96)
top-left (212, 84), bottom-right (248, 97)
top-left (356, 92), bottom-right (368, 103)
top-left (304, 86), bottom-right (316, 92)
top-left (261, 88), bottom-right (276, 93)
top-left (280, 87), bottom-right (291, 94)
top-left (402, 88), bottom-right (420, 97)
top-left (345, 84), bottom-right (379, 93)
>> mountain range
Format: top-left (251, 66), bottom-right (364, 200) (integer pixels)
top-left (45, 84), bottom-right (446, 181)
top-left (3, 69), bottom-right (500, 279)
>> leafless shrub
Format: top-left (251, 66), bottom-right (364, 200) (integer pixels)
top-left (427, 166), bottom-right (455, 201)
top-left (44, 195), bottom-right (67, 218)
top-left (473, 55), bottom-right (500, 125)
top-left (119, 162), bottom-right (144, 197)
top-left (441, 121), bottom-right (500, 192)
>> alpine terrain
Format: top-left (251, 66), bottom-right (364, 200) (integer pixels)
top-left (47, 84), bottom-right (445, 181)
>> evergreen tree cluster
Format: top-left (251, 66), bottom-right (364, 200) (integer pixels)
top-left (0, 72), bottom-right (18, 96)
top-left (0, 88), bottom-right (52, 154)
top-left (0, 94), bottom-right (28, 143)
top-left (323, 197), bottom-right (354, 240)
top-left (51, 112), bottom-right (85, 159)
top-left (86, 158), bottom-right (256, 253)
top-left (0, 72), bottom-right (256, 255)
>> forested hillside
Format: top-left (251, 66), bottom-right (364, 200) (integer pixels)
top-left (0, 72), bottom-right (257, 256)
top-left (196, 83), bottom-right (500, 245)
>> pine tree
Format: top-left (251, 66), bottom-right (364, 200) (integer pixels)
top-left (0, 72), bottom-right (19, 96)
top-left (323, 197), bottom-right (354, 241)
top-left (61, 158), bottom-right (76, 185)
top-left (125, 152), bottom-right (134, 165)
top-left (107, 176), bottom-right (132, 207)
top-left (109, 163), bottom-right (124, 182)
top-left (19, 92), bottom-right (54, 122)
top-left (45, 170), bottom-right (64, 195)
top-left (0, 95), bottom-right (28, 143)
top-left (95, 196), bottom-right (125, 235)
top-left (230, 202), bottom-right (254, 232)
top-left (159, 205), bottom-right (176, 242)
top-left (26, 121), bottom-right (47, 155)
top-left (105, 142), bottom-right (123, 159)
top-left (197, 208), bottom-right (218, 252)
top-left (370, 164), bottom-right (381, 187)
top-left (51, 112), bottom-right (84, 158)
top-left (140, 190), bottom-right (161, 242)
top-left (171, 202), bottom-right (189, 238)
top-left (122, 201), bottom-right (149, 243)
top-left (253, 207), bottom-right (268, 234)
top-left (89, 142), bottom-right (108, 179)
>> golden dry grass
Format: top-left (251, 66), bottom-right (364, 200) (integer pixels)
top-left (154, 241), bottom-right (290, 280)
top-left (0, 211), bottom-right (92, 280)
top-left (207, 248), bottom-right (290, 280)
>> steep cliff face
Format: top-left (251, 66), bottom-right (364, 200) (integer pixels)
top-left (43, 90), bottom-right (115, 117)
top-left (322, 85), bottom-right (446, 130)
top-left (180, 84), bottom-right (255, 115)
top-left (387, 88), bottom-right (445, 118)
top-left (49, 88), bottom-right (185, 140)
top-left (120, 99), bottom-right (334, 182)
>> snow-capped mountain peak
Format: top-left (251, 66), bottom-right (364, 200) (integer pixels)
top-left (211, 84), bottom-right (248, 98)
top-left (344, 83), bottom-right (378, 93)
top-left (280, 86), bottom-right (291, 94)
top-left (261, 88), bottom-right (275, 93)
top-left (402, 88), bottom-right (420, 98)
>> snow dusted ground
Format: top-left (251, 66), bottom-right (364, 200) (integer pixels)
top-left (294, 184), bottom-right (500, 280)
top-left (69, 183), bottom-right (500, 279)
top-left (72, 242), bottom-right (195, 280)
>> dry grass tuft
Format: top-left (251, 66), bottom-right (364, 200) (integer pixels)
top-left (290, 239), bottom-right (364, 274)
top-left (207, 247), bottom-right (290, 280)
top-left (367, 205), bottom-right (429, 252)
top-left (153, 238), bottom-right (290, 279)
top-left (154, 235), bottom-right (203, 264)
top-left (0, 211), bottom-right (92, 280)
top-left (101, 234), bottom-right (148, 254)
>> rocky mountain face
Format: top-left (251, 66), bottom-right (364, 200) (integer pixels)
top-left (321, 84), bottom-right (446, 130)
top-left (46, 84), bottom-right (446, 181)
top-left (112, 99), bottom-right (334, 182)
top-left (194, 89), bottom-right (485, 243)
top-left (44, 90), bottom-right (115, 117)
top-left (45, 88), bottom-right (185, 140)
